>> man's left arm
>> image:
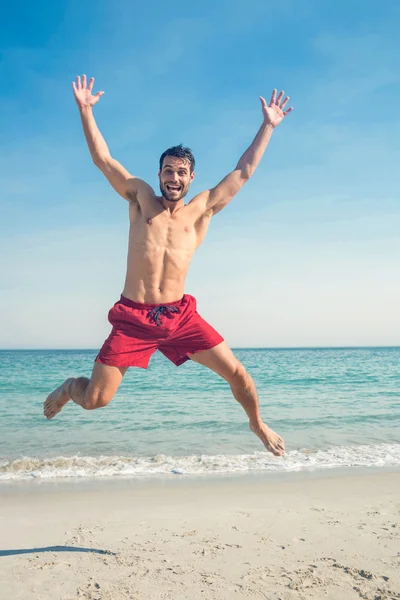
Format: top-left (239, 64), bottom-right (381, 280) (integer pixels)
top-left (204, 89), bottom-right (293, 215)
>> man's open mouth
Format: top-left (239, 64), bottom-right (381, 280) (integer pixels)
top-left (166, 185), bottom-right (181, 192)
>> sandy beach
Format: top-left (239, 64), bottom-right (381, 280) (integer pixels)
top-left (1, 470), bottom-right (399, 600)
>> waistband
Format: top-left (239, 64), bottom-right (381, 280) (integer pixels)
top-left (119, 294), bottom-right (187, 310)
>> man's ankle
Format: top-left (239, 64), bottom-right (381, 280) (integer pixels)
top-left (249, 418), bottom-right (264, 431)
top-left (64, 377), bottom-right (75, 398)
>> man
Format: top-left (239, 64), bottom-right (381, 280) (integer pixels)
top-left (44, 75), bottom-right (293, 457)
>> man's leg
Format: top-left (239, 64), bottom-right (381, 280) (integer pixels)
top-left (43, 362), bottom-right (128, 419)
top-left (189, 342), bottom-right (285, 456)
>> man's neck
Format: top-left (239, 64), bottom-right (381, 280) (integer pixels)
top-left (158, 196), bottom-right (185, 214)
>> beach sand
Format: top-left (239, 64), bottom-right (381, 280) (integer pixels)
top-left (1, 470), bottom-right (399, 599)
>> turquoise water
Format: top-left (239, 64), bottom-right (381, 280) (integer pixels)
top-left (0, 348), bottom-right (399, 481)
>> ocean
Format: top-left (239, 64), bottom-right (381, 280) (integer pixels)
top-left (0, 347), bottom-right (399, 482)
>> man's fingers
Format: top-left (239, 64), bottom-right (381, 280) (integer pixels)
top-left (269, 88), bottom-right (277, 105)
top-left (276, 90), bottom-right (284, 105)
top-left (283, 107), bottom-right (294, 116)
top-left (88, 77), bottom-right (95, 92)
top-left (76, 75), bottom-right (81, 89)
top-left (259, 96), bottom-right (267, 109)
top-left (280, 96), bottom-right (289, 109)
top-left (82, 74), bottom-right (87, 89)
top-left (95, 91), bottom-right (105, 98)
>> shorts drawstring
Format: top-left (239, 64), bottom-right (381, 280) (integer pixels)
top-left (146, 305), bottom-right (180, 326)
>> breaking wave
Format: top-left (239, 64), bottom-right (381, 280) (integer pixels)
top-left (1, 443), bottom-right (399, 482)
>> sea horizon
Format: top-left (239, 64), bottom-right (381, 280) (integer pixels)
top-left (1, 345), bottom-right (400, 351)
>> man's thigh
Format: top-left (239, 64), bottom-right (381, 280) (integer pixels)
top-left (189, 341), bottom-right (241, 380)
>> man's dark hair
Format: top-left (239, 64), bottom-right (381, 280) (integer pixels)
top-left (159, 144), bottom-right (195, 173)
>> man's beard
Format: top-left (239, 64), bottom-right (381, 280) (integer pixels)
top-left (159, 182), bottom-right (189, 203)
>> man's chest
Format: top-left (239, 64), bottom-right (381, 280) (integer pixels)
top-left (130, 210), bottom-right (199, 251)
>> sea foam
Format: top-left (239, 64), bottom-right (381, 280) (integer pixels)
top-left (1, 443), bottom-right (399, 482)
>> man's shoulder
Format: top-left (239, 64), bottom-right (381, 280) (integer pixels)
top-left (187, 189), bottom-right (211, 212)
top-left (187, 191), bottom-right (214, 224)
top-left (127, 178), bottom-right (156, 204)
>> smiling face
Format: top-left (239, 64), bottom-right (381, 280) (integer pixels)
top-left (158, 156), bottom-right (195, 203)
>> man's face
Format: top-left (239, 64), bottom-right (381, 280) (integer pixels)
top-left (158, 156), bottom-right (194, 202)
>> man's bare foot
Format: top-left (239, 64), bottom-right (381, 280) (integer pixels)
top-left (250, 422), bottom-right (285, 456)
top-left (43, 378), bottom-right (74, 419)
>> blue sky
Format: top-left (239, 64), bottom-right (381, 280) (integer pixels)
top-left (1, 0), bottom-right (399, 349)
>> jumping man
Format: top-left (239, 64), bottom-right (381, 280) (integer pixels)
top-left (44, 75), bottom-right (293, 457)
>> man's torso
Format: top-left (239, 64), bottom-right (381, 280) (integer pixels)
top-left (122, 184), bottom-right (211, 304)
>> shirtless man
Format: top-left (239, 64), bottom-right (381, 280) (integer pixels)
top-left (44, 75), bottom-right (293, 457)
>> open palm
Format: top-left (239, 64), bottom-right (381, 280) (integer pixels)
top-left (72, 75), bottom-right (104, 108)
top-left (260, 89), bottom-right (293, 128)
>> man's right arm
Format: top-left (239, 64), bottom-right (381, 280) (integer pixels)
top-left (73, 75), bottom-right (144, 202)
top-left (78, 105), bottom-right (136, 201)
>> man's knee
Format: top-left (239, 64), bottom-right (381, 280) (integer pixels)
top-left (227, 362), bottom-right (249, 387)
top-left (83, 388), bottom-right (114, 410)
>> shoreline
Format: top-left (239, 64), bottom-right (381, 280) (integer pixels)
top-left (2, 463), bottom-right (400, 495)
top-left (2, 441), bottom-right (400, 486)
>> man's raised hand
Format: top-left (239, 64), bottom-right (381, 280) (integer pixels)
top-left (72, 75), bottom-right (104, 108)
top-left (260, 89), bottom-right (293, 128)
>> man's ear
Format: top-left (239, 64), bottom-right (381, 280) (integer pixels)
top-left (158, 170), bottom-right (161, 179)
top-left (190, 171), bottom-right (195, 181)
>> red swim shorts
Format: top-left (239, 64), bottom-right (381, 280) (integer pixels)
top-left (96, 294), bottom-right (224, 368)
